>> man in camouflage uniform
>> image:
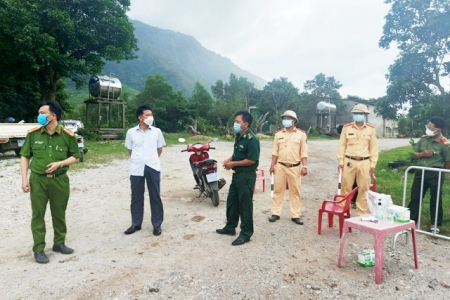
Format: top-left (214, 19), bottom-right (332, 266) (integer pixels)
top-left (337, 104), bottom-right (378, 216)
top-left (408, 116), bottom-right (450, 234)
top-left (20, 101), bottom-right (80, 264)
top-left (216, 110), bottom-right (260, 246)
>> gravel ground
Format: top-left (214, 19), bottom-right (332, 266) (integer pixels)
top-left (1, 138), bottom-right (450, 300)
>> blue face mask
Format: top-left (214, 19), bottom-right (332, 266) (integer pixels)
top-left (37, 114), bottom-right (50, 126)
top-left (233, 123), bottom-right (242, 133)
top-left (282, 119), bottom-right (293, 128)
top-left (353, 114), bottom-right (365, 122)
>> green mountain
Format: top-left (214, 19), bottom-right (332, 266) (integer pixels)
top-left (101, 20), bottom-right (267, 96)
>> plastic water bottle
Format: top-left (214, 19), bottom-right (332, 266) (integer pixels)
top-left (386, 207), bottom-right (394, 223)
top-left (375, 202), bottom-right (384, 220)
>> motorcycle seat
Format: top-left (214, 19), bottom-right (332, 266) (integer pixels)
top-left (195, 159), bottom-right (217, 168)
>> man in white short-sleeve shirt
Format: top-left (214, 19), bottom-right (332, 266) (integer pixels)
top-left (124, 104), bottom-right (166, 236)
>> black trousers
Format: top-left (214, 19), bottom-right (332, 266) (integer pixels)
top-left (130, 165), bottom-right (164, 229)
top-left (408, 170), bottom-right (444, 226)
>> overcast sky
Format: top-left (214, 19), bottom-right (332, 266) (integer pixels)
top-left (128, 0), bottom-right (399, 99)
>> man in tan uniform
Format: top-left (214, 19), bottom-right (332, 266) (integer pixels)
top-left (269, 110), bottom-right (308, 225)
top-left (337, 104), bottom-right (378, 215)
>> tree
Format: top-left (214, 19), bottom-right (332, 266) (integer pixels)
top-left (190, 81), bottom-right (214, 120)
top-left (374, 96), bottom-right (399, 120)
top-left (303, 73), bottom-right (343, 98)
top-left (300, 73), bottom-right (345, 128)
top-left (134, 74), bottom-right (191, 133)
top-left (380, 0), bottom-right (450, 109)
top-left (210, 74), bottom-right (258, 130)
top-left (0, 0), bottom-right (138, 102)
top-left (257, 77), bottom-right (304, 127)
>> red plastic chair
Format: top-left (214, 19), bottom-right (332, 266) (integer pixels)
top-left (253, 169), bottom-right (265, 193)
top-left (318, 187), bottom-right (359, 237)
top-left (370, 173), bottom-right (377, 192)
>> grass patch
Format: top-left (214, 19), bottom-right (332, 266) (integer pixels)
top-left (375, 145), bottom-right (450, 235)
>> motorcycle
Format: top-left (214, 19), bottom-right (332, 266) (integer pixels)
top-left (179, 137), bottom-right (226, 206)
top-left (76, 135), bottom-right (88, 162)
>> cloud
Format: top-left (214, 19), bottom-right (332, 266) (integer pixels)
top-left (128, 0), bottom-right (398, 99)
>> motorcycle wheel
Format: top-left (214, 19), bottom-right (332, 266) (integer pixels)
top-left (211, 188), bottom-right (220, 207)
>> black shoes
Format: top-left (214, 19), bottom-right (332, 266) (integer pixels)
top-left (232, 237), bottom-right (250, 246)
top-left (34, 244), bottom-right (73, 263)
top-left (269, 215), bottom-right (303, 225)
top-left (34, 251), bottom-right (49, 264)
top-left (291, 218), bottom-right (304, 225)
top-left (216, 228), bottom-right (236, 236)
top-left (52, 244), bottom-right (74, 254)
top-left (268, 215), bottom-right (280, 222)
top-left (124, 225), bottom-right (142, 235)
top-left (216, 228), bottom-right (249, 245)
top-left (124, 225), bottom-right (161, 235)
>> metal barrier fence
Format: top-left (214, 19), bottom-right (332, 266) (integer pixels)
top-left (401, 166), bottom-right (450, 240)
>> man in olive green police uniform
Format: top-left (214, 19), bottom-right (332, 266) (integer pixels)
top-left (20, 101), bottom-right (80, 264)
top-left (408, 116), bottom-right (450, 234)
top-left (216, 110), bottom-right (260, 246)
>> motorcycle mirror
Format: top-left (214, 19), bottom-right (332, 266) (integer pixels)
top-left (178, 138), bottom-right (186, 143)
top-left (212, 137), bottom-right (218, 142)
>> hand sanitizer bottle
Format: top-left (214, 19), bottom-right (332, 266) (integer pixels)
top-left (375, 202), bottom-right (384, 220)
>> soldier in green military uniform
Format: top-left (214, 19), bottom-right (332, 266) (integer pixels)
top-left (20, 101), bottom-right (81, 264)
top-left (216, 110), bottom-right (260, 246)
top-left (408, 116), bottom-right (450, 234)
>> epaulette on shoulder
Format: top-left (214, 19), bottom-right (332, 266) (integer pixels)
top-left (63, 128), bottom-right (75, 137)
top-left (275, 129), bottom-right (282, 133)
top-left (442, 137), bottom-right (449, 146)
top-left (297, 128), bottom-right (305, 133)
top-left (27, 127), bottom-right (41, 134)
top-left (366, 123), bottom-right (374, 128)
top-left (343, 123), bottom-right (353, 127)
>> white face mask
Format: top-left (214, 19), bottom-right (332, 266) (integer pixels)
top-left (144, 116), bottom-right (154, 126)
top-left (425, 126), bottom-right (437, 137)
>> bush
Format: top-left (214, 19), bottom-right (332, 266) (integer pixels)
top-left (77, 128), bottom-right (103, 141)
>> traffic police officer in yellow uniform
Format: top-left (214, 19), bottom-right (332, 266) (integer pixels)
top-left (216, 110), bottom-right (260, 246)
top-left (20, 101), bottom-right (80, 264)
top-left (337, 104), bottom-right (378, 216)
top-left (269, 110), bottom-right (308, 225)
top-left (408, 116), bottom-right (450, 234)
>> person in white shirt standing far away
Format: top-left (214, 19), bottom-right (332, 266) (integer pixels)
top-left (124, 104), bottom-right (166, 236)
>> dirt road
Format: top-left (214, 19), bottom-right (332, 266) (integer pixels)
top-left (1, 138), bottom-right (449, 299)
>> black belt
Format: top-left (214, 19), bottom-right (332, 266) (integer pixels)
top-left (37, 171), bottom-right (67, 178)
top-left (345, 155), bottom-right (370, 161)
top-left (279, 162), bottom-right (301, 168)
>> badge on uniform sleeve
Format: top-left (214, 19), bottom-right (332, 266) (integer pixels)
top-left (248, 134), bottom-right (252, 139)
